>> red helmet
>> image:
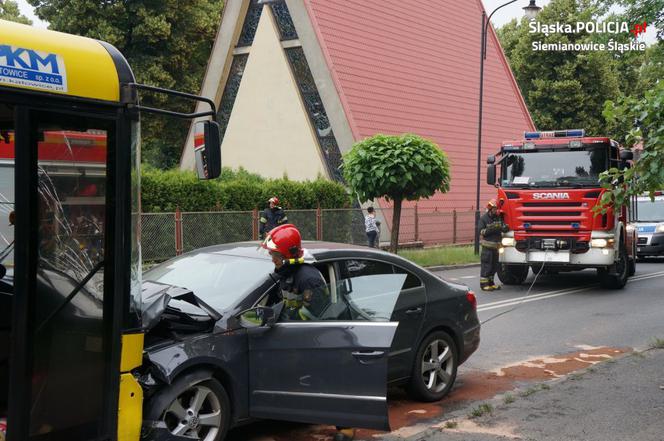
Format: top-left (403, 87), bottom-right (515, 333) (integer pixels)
top-left (269, 196), bottom-right (279, 205)
top-left (261, 224), bottom-right (303, 259)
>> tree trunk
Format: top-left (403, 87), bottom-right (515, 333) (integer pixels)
top-left (390, 198), bottom-right (402, 254)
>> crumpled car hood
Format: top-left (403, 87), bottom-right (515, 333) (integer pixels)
top-left (141, 281), bottom-right (222, 332)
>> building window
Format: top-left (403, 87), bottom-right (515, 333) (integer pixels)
top-left (285, 47), bottom-right (344, 182)
top-left (237, 0), bottom-right (263, 47)
top-left (270, 1), bottom-right (298, 40)
top-left (217, 54), bottom-right (248, 139)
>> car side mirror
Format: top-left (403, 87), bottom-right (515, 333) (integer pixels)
top-left (194, 120), bottom-right (222, 180)
top-left (239, 304), bottom-right (282, 328)
top-left (620, 150), bottom-right (633, 161)
top-left (487, 164), bottom-right (496, 186)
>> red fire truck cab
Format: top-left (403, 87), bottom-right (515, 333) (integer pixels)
top-left (486, 129), bottom-right (637, 289)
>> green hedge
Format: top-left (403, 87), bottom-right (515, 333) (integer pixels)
top-left (141, 167), bottom-right (351, 212)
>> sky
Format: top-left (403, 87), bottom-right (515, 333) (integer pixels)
top-left (16, 0), bottom-right (656, 43)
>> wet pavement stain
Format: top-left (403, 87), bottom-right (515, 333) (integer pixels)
top-left (226, 347), bottom-right (629, 441)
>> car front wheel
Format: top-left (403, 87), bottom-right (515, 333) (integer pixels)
top-left (145, 374), bottom-right (230, 441)
top-left (407, 331), bottom-right (458, 402)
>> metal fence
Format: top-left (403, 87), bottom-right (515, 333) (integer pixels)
top-left (140, 207), bottom-right (477, 262)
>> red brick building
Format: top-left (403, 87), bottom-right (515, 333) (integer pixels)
top-left (181, 0), bottom-right (534, 240)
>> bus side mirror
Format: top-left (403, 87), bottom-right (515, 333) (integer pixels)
top-left (193, 121), bottom-right (222, 180)
top-left (487, 164), bottom-right (496, 186)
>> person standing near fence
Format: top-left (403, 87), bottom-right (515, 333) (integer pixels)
top-left (259, 196), bottom-right (288, 239)
top-left (365, 206), bottom-right (380, 248)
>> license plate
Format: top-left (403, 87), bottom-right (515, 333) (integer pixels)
top-left (528, 251), bottom-right (570, 263)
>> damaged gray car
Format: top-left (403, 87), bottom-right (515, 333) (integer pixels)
top-left (138, 242), bottom-right (480, 441)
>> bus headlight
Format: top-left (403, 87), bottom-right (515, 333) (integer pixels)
top-left (501, 237), bottom-right (516, 247)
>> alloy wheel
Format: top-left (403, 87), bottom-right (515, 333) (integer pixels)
top-left (420, 338), bottom-right (454, 393)
top-left (162, 384), bottom-right (222, 440)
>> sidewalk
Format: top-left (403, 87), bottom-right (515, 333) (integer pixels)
top-left (384, 348), bottom-right (664, 441)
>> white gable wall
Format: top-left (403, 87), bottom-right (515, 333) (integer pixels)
top-left (220, 8), bottom-right (328, 181)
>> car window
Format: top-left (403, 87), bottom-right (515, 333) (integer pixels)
top-left (144, 252), bottom-right (274, 312)
top-left (323, 259), bottom-right (407, 321)
top-left (394, 265), bottom-right (422, 289)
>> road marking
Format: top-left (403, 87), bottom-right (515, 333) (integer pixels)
top-left (478, 270), bottom-right (664, 312)
top-left (460, 275), bottom-right (475, 279)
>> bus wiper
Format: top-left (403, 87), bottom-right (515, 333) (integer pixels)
top-left (36, 259), bottom-right (104, 333)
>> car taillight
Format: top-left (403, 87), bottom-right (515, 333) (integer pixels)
top-left (466, 291), bottom-right (477, 310)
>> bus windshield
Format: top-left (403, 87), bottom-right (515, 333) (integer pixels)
top-left (501, 148), bottom-right (609, 188)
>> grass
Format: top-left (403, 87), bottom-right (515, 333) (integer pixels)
top-left (444, 421), bottom-right (458, 429)
top-left (503, 393), bottom-right (516, 404)
top-left (399, 245), bottom-right (479, 267)
top-left (468, 403), bottom-right (494, 418)
top-left (519, 383), bottom-right (551, 397)
top-left (650, 337), bottom-right (664, 349)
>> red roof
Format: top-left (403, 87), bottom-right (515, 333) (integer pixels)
top-left (304, 0), bottom-right (534, 212)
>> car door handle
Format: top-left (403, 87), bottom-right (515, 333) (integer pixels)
top-left (405, 307), bottom-right (423, 315)
top-left (351, 350), bottom-right (385, 358)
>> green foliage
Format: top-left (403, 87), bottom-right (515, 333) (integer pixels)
top-left (343, 133), bottom-right (451, 202)
top-left (497, 0), bottom-right (622, 135)
top-left (141, 167), bottom-right (351, 213)
top-left (343, 133), bottom-right (451, 252)
top-left (600, 81), bottom-right (664, 208)
top-left (0, 0), bottom-right (32, 24)
top-left (28, 0), bottom-right (225, 169)
top-left (612, 0), bottom-right (664, 40)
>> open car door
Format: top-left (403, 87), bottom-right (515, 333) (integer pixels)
top-left (246, 319), bottom-right (397, 431)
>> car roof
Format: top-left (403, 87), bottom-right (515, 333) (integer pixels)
top-left (179, 241), bottom-right (396, 262)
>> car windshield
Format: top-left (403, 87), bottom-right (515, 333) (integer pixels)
top-left (144, 252), bottom-right (274, 313)
top-left (637, 199), bottom-right (664, 222)
top-left (501, 148), bottom-right (608, 188)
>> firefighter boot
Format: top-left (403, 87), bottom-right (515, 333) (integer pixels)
top-left (334, 428), bottom-right (356, 441)
top-left (489, 278), bottom-right (502, 290)
top-left (480, 278), bottom-right (495, 291)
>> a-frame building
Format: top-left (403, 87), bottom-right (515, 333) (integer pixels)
top-left (181, 0), bottom-right (534, 212)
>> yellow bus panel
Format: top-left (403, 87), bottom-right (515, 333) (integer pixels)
top-left (0, 19), bottom-right (121, 102)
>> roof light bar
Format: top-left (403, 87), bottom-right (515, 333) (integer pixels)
top-left (524, 129), bottom-right (585, 140)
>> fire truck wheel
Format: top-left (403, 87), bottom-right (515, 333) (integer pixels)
top-left (628, 257), bottom-right (636, 277)
top-left (497, 264), bottom-right (529, 285)
top-left (597, 243), bottom-right (628, 289)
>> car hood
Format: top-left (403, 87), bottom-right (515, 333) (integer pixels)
top-left (141, 281), bottom-right (222, 332)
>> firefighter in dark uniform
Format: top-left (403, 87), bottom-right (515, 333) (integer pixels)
top-left (261, 224), bottom-right (355, 440)
top-left (478, 199), bottom-right (508, 291)
top-left (259, 196), bottom-right (288, 240)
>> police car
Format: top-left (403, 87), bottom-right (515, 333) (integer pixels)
top-left (635, 193), bottom-right (664, 258)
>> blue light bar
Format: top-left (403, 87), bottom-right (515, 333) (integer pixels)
top-left (524, 223), bottom-right (532, 229)
top-left (524, 129), bottom-right (586, 140)
top-left (571, 222), bottom-right (581, 229)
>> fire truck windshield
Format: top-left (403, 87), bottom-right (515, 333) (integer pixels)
top-left (500, 147), bottom-right (608, 188)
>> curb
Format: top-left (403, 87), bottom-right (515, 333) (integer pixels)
top-left (424, 262), bottom-right (481, 272)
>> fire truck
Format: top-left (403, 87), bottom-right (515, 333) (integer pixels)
top-left (486, 129), bottom-right (637, 289)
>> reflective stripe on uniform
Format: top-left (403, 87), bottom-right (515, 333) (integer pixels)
top-left (481, 239), bottom-right (500, 249)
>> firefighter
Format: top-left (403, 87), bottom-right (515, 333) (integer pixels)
top-left (261, 224), bottom-right (329, 321)
top-left (478, 199), bottom-right (508, 291)
top-left (259, 196), bottom-right (288, 239)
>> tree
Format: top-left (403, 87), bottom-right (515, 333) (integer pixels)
top-left (497, 0), bottom-right (622, 135)
top-left (342, 134), bottom-right (451, 253)
top-left (0, 0), bottom-right (32, 24)
top-left (611, 0), bottom-right (664, 40)
top-left (27, 0), bottom-right (224, 168)
top-left (600, 81), bottom-right (664, 208)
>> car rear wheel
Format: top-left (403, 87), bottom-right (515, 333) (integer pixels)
top-left (407, 331), bottom-right (457, 402)
top-left (145, 374), bottom-right (230, 441)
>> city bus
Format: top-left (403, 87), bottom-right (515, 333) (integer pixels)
top-left (0, 19), bottom-right (220, 441)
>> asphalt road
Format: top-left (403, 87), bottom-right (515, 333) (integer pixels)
top-left (436, 259), bottom-right (664, 372)
top-left (228, 258), bottom-right (664, 441)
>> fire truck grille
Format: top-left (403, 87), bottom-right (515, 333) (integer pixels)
top-left (523, 211), bottom-right (581, 217)
top-left (522, 202), bottom-right (583, 207)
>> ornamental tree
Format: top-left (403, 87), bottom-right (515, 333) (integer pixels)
top-left (342, 134), bottom-right (451, 253)
top-left (600, 80), bottom-right (664, 209)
